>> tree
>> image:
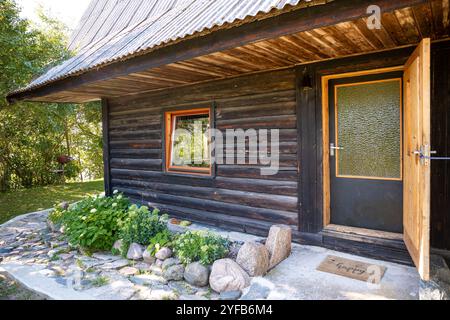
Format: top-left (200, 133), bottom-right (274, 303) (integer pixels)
top-left (0, 0), bottom-right (103, 191)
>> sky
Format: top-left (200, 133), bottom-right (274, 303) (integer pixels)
top-left (16, 0), bottom-right (92, 31)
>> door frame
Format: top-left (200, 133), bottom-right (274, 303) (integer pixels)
top-left (321, 66), bottom-right (405, 227)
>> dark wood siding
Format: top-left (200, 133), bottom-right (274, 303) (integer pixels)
top-left (431, 41), bottom-right (450, 251)
top-left (107, 69), bottom-right (298, 233)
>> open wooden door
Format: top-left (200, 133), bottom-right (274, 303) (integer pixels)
top-left (403, 38), bottom-right (431, 281)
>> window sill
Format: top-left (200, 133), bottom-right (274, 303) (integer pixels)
top-left (163, 170), bottom-right (215, 179)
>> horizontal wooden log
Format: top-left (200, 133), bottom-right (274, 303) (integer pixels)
top-left (109, 129), bottom-right (161, 141)
top-left (109, 123), bottom-right (162, 133)
top-left (110, 168), bottom-right (298, 196)
top-left (130, 198), bottom-right (278, 234)
top-left (110, 158), bottom-right (162, 170)
top-left (112, 178), bottom-right (298, 212)
top-left (117, 187), bottom-right (298, 224)
top-left (219, 141), bottom-right (298, 154)
top-left (109, 139), bottom-right (161, 149)
top-left (217, 165), bottom-right (298, 181)
top-left (109, 148), bottom-right (162, 159)
top-left (109, 105), bottom-right (163, 117)
top-left (216, 101), bottom-right (296, 120)
top-left (215, 89), bottom-right (296, 109)
top-left (214, 176), bottom-right (297, 196)
top-left (109, 115), bottom-right (161, 129)
top-left (216, 114), bottom-right (297, 130)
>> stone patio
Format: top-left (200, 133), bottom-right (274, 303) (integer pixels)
top-left (0, 210), bottom-right (420, 300)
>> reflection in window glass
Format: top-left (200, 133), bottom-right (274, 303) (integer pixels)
top-left (170, 113), bottom-right (210, 169)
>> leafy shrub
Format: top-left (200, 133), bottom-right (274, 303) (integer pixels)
top-left (48, 205), bottom-right (64, 225)
top-left (59, 193), bottom-right (130, 251)
top-left (173, 231), bottom-right (230, 265)
top-left (119, 205), bottom-right (167, 254)
top-left (147, 229), bottom-right (173, 256)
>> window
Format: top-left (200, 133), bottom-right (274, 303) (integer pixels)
top-left (334, 78), bottom-right (402, 180)
top-left (165, 108), bottom-right (211, 175)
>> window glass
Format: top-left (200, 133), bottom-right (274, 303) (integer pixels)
top-left (336, 79), bottom-right (401, 179)
top-left (165, 109), bottom-right (211, 175)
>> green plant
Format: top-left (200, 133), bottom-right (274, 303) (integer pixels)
top-left (111, 247), bottom-right (121, 256)
top-left (76, 258), bottom-right (84, 269)
top-left (179, 220), bottom-right (192, 227)
top-left (48, 204), bottom-right (65, 225)
top-left (86, 267), bottom-right (96, 273)
top-left (173, 231), bottom-right (230, 265)
top-left (119, 205), bottom-right (167, 255)
top-left (58, 193), bottom-right (130, 251)
top-left (91, 276), bottom-right (109, 287)
top-left (159, 213), bottom-right (170, 223)
top-left (50, 254), bottom-right (60, 262)
top-left (147, 229), bottom-right (173, 256)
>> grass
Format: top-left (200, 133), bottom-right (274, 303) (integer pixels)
top-left (0, 180), bottom-right (104, 224)
top-left (0, 272), bottom-right (45, 300)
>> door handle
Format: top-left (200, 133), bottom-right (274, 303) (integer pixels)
top-left (330, 143), bottom-right (344, 157)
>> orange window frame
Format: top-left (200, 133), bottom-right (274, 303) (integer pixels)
top-left (164, 108), bottom-right (212, 176)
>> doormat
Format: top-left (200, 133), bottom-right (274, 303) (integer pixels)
top-left (317, 255), bottom-right (387, 284)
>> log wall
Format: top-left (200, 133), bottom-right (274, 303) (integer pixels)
top-left (107, 68), bottom-right (299, 234)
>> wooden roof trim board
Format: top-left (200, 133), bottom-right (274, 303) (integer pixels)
top-left (6, 0), bottom-right (432, 103)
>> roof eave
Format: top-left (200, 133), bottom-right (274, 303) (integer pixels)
top-left (6, 0), bottom-right (428, 104)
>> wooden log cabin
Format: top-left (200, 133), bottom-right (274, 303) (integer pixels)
top-left (7, 0), bottom-right (450, 281)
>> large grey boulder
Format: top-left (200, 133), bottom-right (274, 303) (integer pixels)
top-left (126, 243), bottom-right (144, 260)
top-left (142, 249), bottom-right (156, 265)
top-left (265, 225), bottom-right (292, 269)
top-left (155, 247), bottom-right (172, 260)
top-left (164, 264), bottom-right (185, 281)
top-left (209, 258), bottom-right (250, 293)
top-left (162, 257), bottom-right (181, 270)
top-left (236, 242), bottom-right (270, 277)
top-left (184, 262), bottom-right (210, 287)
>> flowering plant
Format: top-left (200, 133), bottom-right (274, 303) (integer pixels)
top-left (57, 191), bottom-right (130, 251)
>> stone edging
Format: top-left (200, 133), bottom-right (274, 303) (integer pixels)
top-left (0, 208), bottom-right (53, 228)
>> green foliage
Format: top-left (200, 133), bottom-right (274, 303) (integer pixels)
top-left (147, 229), bottom-right (173, 256)
top-left (179, 220), bottom-right (192, 227)
top-left (120, 205), bottom-right (167, 255)
top-left (91, 276), bottom-right (109, 287)
top-left (111, 247), bottom-right (121, 256)
top-left (48, 205), bottom-right (64, 225)
top-left (159, 213), bottom-right (170, 223)
top-left (59, 193), bottom-right (130, 251)
top-left (173, 231), bottom-right (230, 265)
top-left (0, 1), bottom-right (103, 191)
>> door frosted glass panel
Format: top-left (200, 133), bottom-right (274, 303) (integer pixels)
top-left (335, 79), bottom-right (402, 179)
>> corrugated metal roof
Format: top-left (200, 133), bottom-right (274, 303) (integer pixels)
top-left (12, 0), bottom-right (326, 95)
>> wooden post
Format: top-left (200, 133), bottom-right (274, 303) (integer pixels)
top-left (102, 98), bottom-right (112, 196)
top-left (296, 65), bottom-right (322, 233)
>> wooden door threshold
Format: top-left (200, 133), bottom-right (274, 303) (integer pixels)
top-left (320, 224), bottom-right (413, 266)
top-left (324, 224), bottom-right (404, 241)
